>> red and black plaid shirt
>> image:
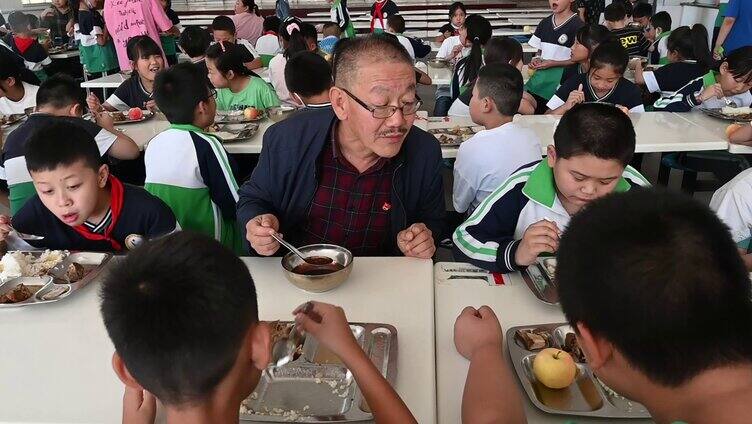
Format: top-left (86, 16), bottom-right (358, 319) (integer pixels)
top-left (299, 137), bottom-right (394, 256)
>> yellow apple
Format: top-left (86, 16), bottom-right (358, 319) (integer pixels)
top-left (244, 107), bottom-right (260, 120)
top-left (533, 348), bottom-right (577, 389)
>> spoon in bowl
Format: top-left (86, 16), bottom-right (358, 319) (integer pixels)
top-left (270, 233), bottom-right (333, 266)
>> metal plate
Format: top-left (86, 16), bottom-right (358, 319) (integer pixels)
top-left (110, 110), bottom-right (155, 125)
top-left (0, 113), bottom-right (26, 128)
top-left (700, 107), bottom-right (752, 122)
top-left (428, 127), bottom-right (477, 147)
top-left (522, 259), bottom-right (559, 305)
top-left (211, 123), bottom-right (260, 143)
top-left (240, 323), bottom-right (398, 422)
top-left (507, 323), bottom-right (650, 419)
top-left (215, 110), bottom-right (266, 124)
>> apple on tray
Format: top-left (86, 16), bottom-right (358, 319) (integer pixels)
top-left (533, 348), bottom-right (577, 389)
top-left (127, 107), bottom-right (143, 121)
top-left (244, 107), bottom-right (260, 120)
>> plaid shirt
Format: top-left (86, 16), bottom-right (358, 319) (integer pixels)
top-left (299, 137), bottom-right (394, 256)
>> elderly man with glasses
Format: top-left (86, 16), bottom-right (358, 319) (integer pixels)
top-left (237, 35), bottom-right (445, 258)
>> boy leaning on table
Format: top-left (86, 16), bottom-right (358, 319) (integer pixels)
top-left (100, 231), bottom-right (417, 424)
top-left (453, 103), bottom-right (649, 273)
top-left (0, 121), bottom-right (178, 252)
top-left (454, 189), bottom-right (752, 423)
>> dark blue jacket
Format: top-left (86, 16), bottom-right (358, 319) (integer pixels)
top-left (236, 108), bottom-right (445, 255)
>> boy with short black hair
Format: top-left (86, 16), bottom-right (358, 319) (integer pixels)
top-left (0, 121), bottom-right (177, 251)
top-left (178, 26), bottom-right (212, 85)
top-left (211, 15), bottom-right (262, 69)
top-left (455, 189), bottom-right (752, 423)
top-left (631, 2), bottom-right (652, 28)
top-left (453, 102), bottom-right (649, 273)
top-left (284, 51), bottom-right (332, 110)
top-left (1, 74), bottom-right (139, 214)
top-left (147, 62), bottom-right (244, 253)
top-left (453, 64), bottom-right (541, 215)
top-left (0, 52), bottom-right (39, 114)
top-left (102, 231), bottom-right (418, 424)
top-left (605, 2), bottom-right (650, 56)
top-left (254, 15), bottom-right (281, 56)
top-left (2, 11), bottom-right (51, 78)
top-left (647, 11), bottom-right (672, 64)
top-left (385, 15), bottom-right (430, 60)
top-left (318, 22), bottom-right (341, 56)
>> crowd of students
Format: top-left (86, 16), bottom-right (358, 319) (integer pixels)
top-left (0, 0), bottom-right (752, 422)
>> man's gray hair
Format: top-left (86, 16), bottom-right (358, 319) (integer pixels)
top-left (332, 34), bottom-right (414, 89)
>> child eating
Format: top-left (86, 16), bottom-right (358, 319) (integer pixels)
top-left (646, 11), bottom-right (672, 65)
top-left (254, 15), bottom-right (281, 58)
top-left (211, 15), bottom-right (263, 70)
top-left (3, 12), bottom-right (51, 80)
top-left (436, 1), bottom-right (466, 43)
top-left (0, 121), bottom-right (177, 251)
top-left (206, 42), bottom-right (280, 112)
top-left (0, 55), bottom-right (39, 115)
top-left (319, 22), bottom-right (342, 57)
top-left (547, 41), bottom-right (645, 114)
top-left (284, 51), bottom-right (332, 110)
top-left (561, 24), bottom-right (611, 84)
top-left (453, 102), bottom-right (649, 273)
top-left (604, 2), bottom-right (649, 57)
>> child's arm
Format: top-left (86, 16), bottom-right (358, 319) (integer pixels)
top-left (728, 124), bottom-right (752, 146)
top-left (713, 17), bottom-right (735, 59)
top-left (415, 67), bottom-right (432, 85)
top-left (455, 306), bottom-right (527, 424)
top-left (546, 83), bottom-right (584, 115)
top-left (94, 112), bottom-right (141, 159)
top-left (244, 57), bottom-right (263, 70)
top-left (518, 91), bottom-right (537, 115)
top-left (87, 92), bottom-right (118, 112)
top-left (197, 140), bottom-right (241, 220)
top-left (631, 59), bottom-right (645, 85)
top-left (294, 302), bottom-right (417, 424)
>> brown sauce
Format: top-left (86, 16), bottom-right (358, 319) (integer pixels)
top-left (292, 261), bottom-right (344, 276)
top-left (305, 256), bottom-right (334, 265)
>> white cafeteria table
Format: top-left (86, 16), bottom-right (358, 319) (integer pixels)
top-left (0, 257), bottom-right (436, 423)
top-left (433, 262), bottom-right (656, 424)
top-left (50, 49), bottom-right (80, 60)
top-left (81, 68), bottom-right (271, 89)
top-left (429, 41), bottom-right (536, 53)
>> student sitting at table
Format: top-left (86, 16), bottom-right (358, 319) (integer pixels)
top-left (0, 121), bottom-right (177, 252)
top-left (86, 35), bottom-right (164, 113)
top-left (633, 25), bottom-right (712, 96)
top-left (448, 37), bottom-right (537, 117)
top-left (711, 165), bottom-right (752, 271)
top-left (561, 24), bottom-right (611, 85)
top-left (547, 41), bottom-right (645, 115)
top-left (631, 1), bottom-right (652, 29)
top-left (1, 75), bottom-right (139, 214)
top-left (100, 232), bottom-right (418, 424)
top-left (0, 55), bottom-right (39, 115)
top-left (269, 18), bottom-right (319, 107)
top-left (254, 15), bottom-right (281, 58)
top-left (178, 26), bottom-right (212, 86)
top-left (77, 0), bottom-right (120, 79)
top-left (450, 15), bottom-right (492, 103)
top-left (435, 1), bottom-right (466, 43)
top-left (146, 62), bottom-right (244, 253)
top-left (385, 15), bottom-right (431, 61)
top-left (211, 15), bottom-right (263, 70)
top-left (285, 51), bottom-right (332, 111)
top-left (604, 2), bottom-right (649, 57)
top-left (453, 64), bottom-right (541, 216)
top-left (206, 42), bottom-right (280, 112)
top-left (645, 11), bottom-right (672, 65)
top-left (455, 188), bottom-right (752, 423)
top-left (40, 0), bottom-right (75, 45)
top-left (453, 103), bottom-right (649, 273)
top-left (318, 22), bottom-right (342, 57)
top-left (653, 46), bottom-right (752, 112)
top-left (433, 7), bottom-right (471, 116)
top-left (2, 12), bottom-right (52, 81)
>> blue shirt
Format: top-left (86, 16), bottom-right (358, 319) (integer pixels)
top-left (724, 0), bottom-right (752, 54)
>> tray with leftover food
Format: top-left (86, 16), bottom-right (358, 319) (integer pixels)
top-left (0, 114), bottom-right (26, 127)
top-left (0, 250), bottom-right (112, 308)
top-left (207, 123), bottom-right (259, 142)
top-left (428, 126), bottom-right (477, 146)
top-left (215, 108), bottom-right (266, 124)
top-left (507, 323), bottom-right (649, 418)
top-left (240, 322), bottom-right (397, 422)
top-left (700, 107), bottom-right (752, 122)
top-left (522, 257), bottom-right (559, 305)
top-left (107, 109), bottom-right (154, 124)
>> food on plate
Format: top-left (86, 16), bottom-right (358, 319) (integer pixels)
top-left (127, 107), bottom-right (144, 120)
top-left (244, 107), bottom-right (261, 120)
top-left (0, 284), bottom-right (34, 304)
top-left (563, 332), bottom-right (586, 363)
top-left (40, 285), bottom-right (69, 301)
top-left (0, 250), bottom-right (67, 282)
top-left (515, 327), bottom-right (551, 350)
top-left (722, 106), bottom-right (752, 116)
top-left (533, 348), bottom-right (577, 389)
top-left (65, 262), bottom-right (86, 282)
top-left (110, 112), bottom-right (126, 122)
top-left (429, 126), bottom-right (476, 145)
top-left (542, 258), bottom-right (556, 278)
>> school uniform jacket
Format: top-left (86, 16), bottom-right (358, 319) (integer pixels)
top-left (1, 34), bottom-right (51, 72)
top-left (452, 160), bottom-right (649, 273)
top-left (653, 71), bottom-right (752, 112)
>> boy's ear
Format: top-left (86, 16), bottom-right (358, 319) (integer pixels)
top-left (97, 164), bottom-right (110, 188)
top-left (112, 352), bottom-right (145, 390)
top-left (719, 61), bottom-right (729, 74)
top-left (546, 144), bottom-right (557, 168)
top-left (70, 103), bottom-right (83, 117)
top-left (481, 97), bottom-right (494, 113)
top-left (575, 322), bottom-right (613, 371)
top-left (249, 322), bottom-right (272, 370)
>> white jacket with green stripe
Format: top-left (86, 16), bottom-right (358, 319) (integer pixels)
top-left (144, 125), bottom-right (244, 253)
top-left (452, 160), bottom-right (649, 273)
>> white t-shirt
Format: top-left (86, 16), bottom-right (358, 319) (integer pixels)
top-left (395, 34), bottom-right (415, 61)
top-left (448, 97), bottom-right (470, 117)
top-left (0, 82), bottom-right (38, 115)
top-left (453, 122), bottom-right (543, 214)
top-left (268, 53), bottom-right (296, 107)
top-left (711, 165), bottom-right (752, 245)
top-left (255, 33), bottom-right (281, 56)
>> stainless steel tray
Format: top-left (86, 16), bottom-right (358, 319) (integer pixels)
top-left (522, 257), bottom-right (559, 305)
top-left (700, 107), bottom-right (752, 122)
top-left (0, 251), bottom-right (113, 308)
top-left (211, 123), bottom-right (260, 143)
top-left (507, 323), bottom-right (650, 419)
top-left (428, 127), bottom-right (477, 147)
top-left (240, 322), bottom-right (398, 422)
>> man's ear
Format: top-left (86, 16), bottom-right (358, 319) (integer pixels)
top-left (329, 86), bottom-right (348, 120)
top-left (112, 352), bottom-right (145, 389)
top-left (546, 144), bottom-right (557, 168)
top-left (575, 322), bottom-right (613, 371)
top-left (248, 322), bottom-right (272, 371)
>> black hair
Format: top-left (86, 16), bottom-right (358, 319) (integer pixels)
top-left (475, 63), bottom-right (523, 116)
top-left (667, 25), bottom-right (713, 70)
top-left (179, 26), bottom-right (211, 58)
top-left (387, 14), bottom-right (405, 33)
top-left (27, 13), bottom-right (40, 30)
top-left (332, 34), bottom-right (413, 88)
top-left (576, 24), bottom-right (612, 52)
top-left (100, 231), bottom-right (260, 405)
top-left (280, 17), bottom-right (309, 59)
top-left (604, 2), bottom-right (626, 22)
top-left (448, 2), bottom-right (467, 19)
top-left (26, 121), bottom-right (103, 173)
top-left (632, 2), bottom-right (652, 19)
top-left (650, 11), bottom-right (672, 32)
top-left (212, 15), bottom-right (236, 35)
top-left (7, 11), bottom-right (30, 31)
top-left (0, 49), bottom-right (23, 80)
top-left (723, 46), bottom-right (752, 84)
top-left (36, 74), bottom-right (85, 109)
top-left (205, 42), bottom-right (256, 78)
top-left (483, 36), bottom-right (522, 67)
top-left (238, 0), bottom-right (254, 11)
top-left (589, 41), bottom-right (628, 75)
top-left (285, 51), bottom-right (332, 98)
top-left (154, 62), bottom-right (211, 124)
top-left (460, 14), bottom-right (492, 86)
top-left (622, 0), bottom-right (633, 17)
top-left (554, 102), bottom-right (635, 165)
top-left (263, 15), bottom-right (281, 33)
top-left (558, 189), bottom-right (752, 387)
top-left (126, 35), bottom-right (163, 61)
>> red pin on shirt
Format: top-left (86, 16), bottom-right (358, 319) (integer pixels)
top-left (382, 202), bottom-right (392, 211)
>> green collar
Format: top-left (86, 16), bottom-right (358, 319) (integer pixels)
top-left (521, 161), bottom-right (632, 208)
top-left (702, 70), bottom-right (719, 88)
top-left (657, 29), bottom-right (671, 40)
top-left (169, 123), bottom-right (206, 133)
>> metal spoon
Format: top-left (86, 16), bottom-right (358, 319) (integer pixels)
top-left (13, 230), bottom-right (44, 241)
top-left (271, 233), bottom-right (333, 266)
top-left (269, 302), bottom-right (321, 368)
top-left (723, 97), bottom-right (738, 108)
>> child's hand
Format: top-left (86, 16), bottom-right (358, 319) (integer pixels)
top-left (528, 56), bottom-right (542, 69)
top-left (453, 305), bottom-right (503, 360)
top-left (95, 109), bottom-right (114, 129)
top-left (87, 92), bottom-right (103, 113)
top-left (144, 99), bottom-right (157, 112)
top-left (629, 57), bottom-right (643, 71)
top-left (246, 214), bottom-right (281, 255)
top-left (450, 44), bottom-right (464, 59)
top-left (122, 387), bottom-right (156, 424)
top-left (565, 84), bottom-right (585, 109)
top-left (0, 215), bottom-right (12, 242)
top-left (616, 105), bottom-right (630, 115)
top-left (293, 301), bottom-right (360, 360)
top-left (514, 219), bottom-right (561, 267)
top-left (699, 83), bottom-right (724, 102)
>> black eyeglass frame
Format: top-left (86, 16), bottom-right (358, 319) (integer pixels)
top-left (338, 87), bottom-right (422, 119)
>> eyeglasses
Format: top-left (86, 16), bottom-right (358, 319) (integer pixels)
top-left (339, 87), bottom-right (422, 119)
top-left (643, 25), bottom-right (653, 33)
top-left (205, 88), bottom-right (217, 101)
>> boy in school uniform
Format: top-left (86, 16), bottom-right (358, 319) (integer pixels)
top-left (212, 15), bottom-right (263, 70)
top-left (455, 189), bottom-right (752, 424)
top-left (646, 11), bottom-right (672, 65)
top-left (178, 26), bottom-right (212, 86)
top-left (453, 64), bottom-right (542, 215)
top-left (1, 75), bottom-right (139, 214)
top-left (604, 2), bottom-right (649, 57)
top-left (254, 15), bottom-right (281, 58)
top-left (101, 231), bottom-right (418, 424)
top-left (631, 2), bottom-right (652, 29)
top-left (284, 51), bottom-right (332, 110)
top-left (0, 121), bottom-right (177, 252)
top-left (0, 54), bottom-right (39, 115)
top-left (318, 22), bottom-right (342, 56)
top-left (385, 15), bottom-right (415, 61)
top-left (2, 12), bottom-right (51, 80)
top-left (453, 103), bottom-right (649, 273)
top-left (146, 62), bottom-right (244, 254)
